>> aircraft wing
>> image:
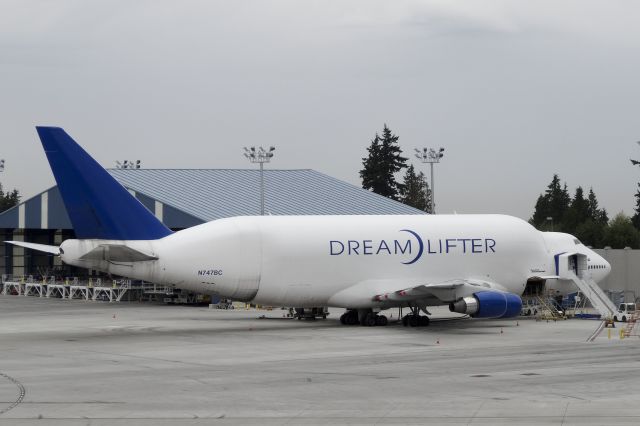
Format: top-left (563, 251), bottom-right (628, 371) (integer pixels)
top-left (371, 278), bottom-right (506, 304)
top-left (328, 277), bottom-right (506, 308)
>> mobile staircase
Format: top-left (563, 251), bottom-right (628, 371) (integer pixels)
top-left (555, 253), bottom-right (617, 320)
top-left (623, 310), bottom-right (640, 338)
top-left (534, 292), bottom-right (566, 320)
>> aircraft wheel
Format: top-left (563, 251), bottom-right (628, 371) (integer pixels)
top-left (419, 316), bottom-right (430, 327)
top-left (363, 313), bottom-right (377, 327)
top-left (409, 315), bottom-right (419, 327)
top-left (402, 315), bottom-right (410, 327)
top-left (614, 316), bottom-right (619, 322)
top-left (340, 314), bottom-right (346, 325)
top-left (376, 315), bottom-right (388, 326)
top-left (622, 316), bottom-right (627, 323)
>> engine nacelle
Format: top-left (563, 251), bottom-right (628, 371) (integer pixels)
top-left (449, 291), bottom-right (522, 318)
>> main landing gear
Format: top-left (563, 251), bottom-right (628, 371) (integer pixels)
top-left (340, 310), bottom-right (388, 326)
top-left (402, 305), bottom-right (430, 327)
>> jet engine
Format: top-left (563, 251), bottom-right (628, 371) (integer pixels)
top-left (449, 291), bottom-right (522, 318)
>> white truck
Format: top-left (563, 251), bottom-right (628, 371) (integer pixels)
top-left (613, 303), bottom-right (636, 322)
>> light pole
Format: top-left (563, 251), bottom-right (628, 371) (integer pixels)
top-left (115, 160), bottom-right (141, 169)
top-left (0, 159), bottom-right (4, 173)
top-left (414, 147), bottom-right (444, 214)
top-left (244, 146), bottom-right (275, 215)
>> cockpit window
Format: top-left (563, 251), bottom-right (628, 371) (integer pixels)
top-left (573, 239), bottom-right (581, 245)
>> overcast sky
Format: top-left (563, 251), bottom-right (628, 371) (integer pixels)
top-left (1, 0), bottom-right (639, 220)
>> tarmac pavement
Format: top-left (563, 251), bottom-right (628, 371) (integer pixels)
top-left (0, 295), bottom-right (639, 425)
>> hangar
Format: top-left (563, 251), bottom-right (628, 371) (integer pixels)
top-left (0, 168), bottom-right (424, 277)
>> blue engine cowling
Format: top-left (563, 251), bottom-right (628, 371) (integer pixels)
top-left (449, 291), bottom-right (522, 318)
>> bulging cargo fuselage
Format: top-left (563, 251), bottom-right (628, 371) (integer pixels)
top-left (58, 213), bottom-right (611, 309)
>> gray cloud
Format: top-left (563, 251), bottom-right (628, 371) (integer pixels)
top-left (1, 0), bottom-right (639, 219)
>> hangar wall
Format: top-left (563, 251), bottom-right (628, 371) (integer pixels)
top-left (595, 248), bottom-right (640, 302)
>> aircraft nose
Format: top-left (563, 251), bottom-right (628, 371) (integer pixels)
top-left (604, 258), bottom-right (611, 277)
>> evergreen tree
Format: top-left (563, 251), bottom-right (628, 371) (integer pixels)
top-left (569, 187), bottom-right (609, 247)
top-left (575, 220), bottom-right (605, 248)
top-left (632, 183), bottom-right (640, 230)
top-left (564, 187), bottom-right (589, 235)
top-left (0, 183), bottom-right (20, 213)
top-left (400, 164), bottom-right (431, 212)
top-left (602, 213), bottom-right (640, 249)
top-left (530, 194), bottom-right (551, 229)
top-left (587, 188), bottom-right (599, 221)
top-left (360, 124), bottom-right (407, 201)
top-left (530, 174), bottom-right (571, 230)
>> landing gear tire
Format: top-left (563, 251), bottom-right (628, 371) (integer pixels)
top-left (364, 313), bottom-right (377, 327)
top-left (341, 310), bottom-right (359, 325)
top-left (614, 316), bottom-right (619, 322)
top-left (408, 315), bottom-right (419, 327)
top-left (623, 316), bottom-right (627, 323)
top-left (376, 315), bottom-right (388, 326)
top-left (403, 314), bottom-right (429, 327)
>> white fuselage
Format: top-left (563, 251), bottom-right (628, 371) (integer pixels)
top-left (58, 214), bottom-right (611, 308)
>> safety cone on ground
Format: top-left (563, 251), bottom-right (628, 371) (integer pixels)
top-left (500, 328), bottom-right (504, 334)
top-left (112, 314), bottom-right (116, 319)
top-left (436, 338), bottom-right (440, 345)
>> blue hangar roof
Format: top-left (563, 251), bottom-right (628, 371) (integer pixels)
top-left (0, 169), bottom-right (425, 230)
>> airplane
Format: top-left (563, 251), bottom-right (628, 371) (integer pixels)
top-left (6, 127), bottom-right (611, 327)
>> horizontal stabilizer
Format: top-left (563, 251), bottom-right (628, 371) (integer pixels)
top-left (5, 241), bottom-right (60, 255)
top-left (79, 244), bottom-right (158, 262)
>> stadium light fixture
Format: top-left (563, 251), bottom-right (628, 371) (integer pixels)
top-left (116, 160), bottom-right (142, 169)
top-left (414, 147), bottom-right (445, 214)
top-left (244, 146), bottom-right (276, 215)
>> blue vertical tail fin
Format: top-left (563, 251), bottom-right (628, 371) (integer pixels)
top-left (36, 126), bottom-right (173, 240)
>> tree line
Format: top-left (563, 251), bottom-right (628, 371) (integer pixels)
top-left (530, 174), bottom-right (639, 249)
top-left (359, 125), bottom-right (640, 249)
top-left (359, 125), bottom-right (432, 212)
top-left (0, 182), bottom-right (20, 214)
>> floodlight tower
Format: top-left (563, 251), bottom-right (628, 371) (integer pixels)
top-left (414, 147), bottom-right (445, 214)
top-left (115, 160), bottom-right (141, 169)
top-left (244, 146), bottom-right (276, 215)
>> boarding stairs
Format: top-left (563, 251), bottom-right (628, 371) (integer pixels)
top-left (571, 277), bottom-right (618, 319)
top-left (556, 253), bottom-right (617, 319)
top-left (534, 292), bottom-right (565, 320)
top-left (623, 310), bottom-right (640, 338)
